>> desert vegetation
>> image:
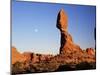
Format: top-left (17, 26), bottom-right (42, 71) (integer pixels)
top-left (12, 54), bottom-right (96, 74)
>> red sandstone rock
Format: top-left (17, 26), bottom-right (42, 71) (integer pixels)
top-left (23, 52), bottom-right (40, 63)
top-left (23, 52), bottom-right (33, 61)
top-left (57, 9), bottom-right (82, 54)
top-left (32, 54), bottom-right (39, 63)
top-left (12, 46), bottom-right (26, 64)
top-left (86, 48), bottom-right (95, 56)
top-left (57, 9), bottom-right (68, 32)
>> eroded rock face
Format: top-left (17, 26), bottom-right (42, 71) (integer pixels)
top-left (23, 52), bottom-right (33, 61)
top-left (23, 52), bottom-right (40, 63)
top-left (12, 47), bottom-right (26, 64)
top-left (57, 9), bottom-right (82, 54)
top-left (57, 9), bottom-right (68, 32)
top-left (86, 48), bottom-right (95, 56)
top-left (12, 47), bottom-right (54, 64)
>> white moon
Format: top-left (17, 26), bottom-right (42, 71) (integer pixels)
top-left (34, 29), bottom-right (38, 32)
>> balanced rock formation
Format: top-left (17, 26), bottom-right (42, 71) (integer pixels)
top-left (57, 9), bottom-right (82, 54)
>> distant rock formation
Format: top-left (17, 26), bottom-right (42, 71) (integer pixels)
top-left (12, 46), bottom-right (26, 64)
top-left (12, 47), bottom-right (54, 64)
top-left (56, 9), bottom-right (82, 54)
top-left (23, 52), bottom-right (40, 63)
top-left (23, 52), bottom-right (33, 61)
top-left (86, 48), bottom-right (95, 56)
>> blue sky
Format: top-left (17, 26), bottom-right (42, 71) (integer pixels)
top-left (12, 1), bottom-right (96, 54)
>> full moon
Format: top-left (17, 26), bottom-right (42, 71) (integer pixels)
top-left (34, 29), bottom-right (38, 32)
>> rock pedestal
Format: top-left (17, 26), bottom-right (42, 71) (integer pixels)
top-left (57, 9), bottom-right (81, 54)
